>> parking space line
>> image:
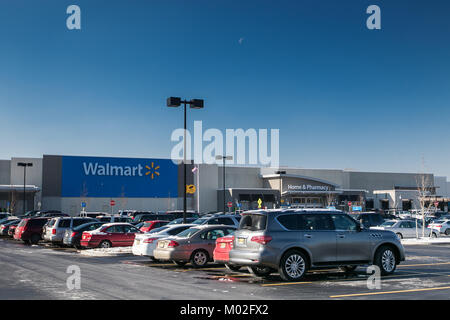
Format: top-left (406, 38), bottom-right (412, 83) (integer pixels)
top-left (329, 285), bottom-right (450, 298)
top-left (398, 262), bottom-right (450, 267)
top-left (261, 281), bottom-right (313, 287)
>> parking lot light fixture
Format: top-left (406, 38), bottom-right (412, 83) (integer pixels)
top-left (17, 162), bottom-right (33, 215)
top-left (167, 97), bottom-right (204, 223)
top-left (216, 155), bottom-right (233, 213)
top-left (275, 170), bottom-right (286, 207)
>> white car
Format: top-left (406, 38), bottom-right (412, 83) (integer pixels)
top-left (428, 220), bottom-right (450, 236)
top-left (371, 220), bottom-right (438, 239)
top-left (132, 224), bottom-right (194, 260)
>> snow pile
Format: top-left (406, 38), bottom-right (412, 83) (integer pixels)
top-left (79, 246), bottom-right (132, 256)
top-left (401, 237), bottom-right (450, 245)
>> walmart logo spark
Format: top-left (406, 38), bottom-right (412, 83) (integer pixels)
top-left (145, 162), bottom-right (160, 179)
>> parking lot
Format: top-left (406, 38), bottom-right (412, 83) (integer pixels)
top-left (1, 237), bottom-right (450, 300)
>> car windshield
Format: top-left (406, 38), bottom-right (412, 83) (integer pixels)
top-left (381, 221), bottom-right (396, 227)
top-left (175, 227), bottom-right (201, 238)
top-left (192, 218), bottom-right (208, 225)
top-left (239, 214), bottom-right (267, 231)
top-left (147, 226), bottom-right (169, 234)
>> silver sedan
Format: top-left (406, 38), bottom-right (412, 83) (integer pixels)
top-left (371, 220), bottom-right (438, 239)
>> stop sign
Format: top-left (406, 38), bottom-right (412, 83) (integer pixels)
top-left (227, 201), bottom-right (233, 208)
top-left (110, 200), bottom-right (116, 206)
top-left (348, 201), bottom-right (352, 206)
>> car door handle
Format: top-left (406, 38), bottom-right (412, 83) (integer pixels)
top-left (338, 234), bottom-right (345, 239)
top-left (304, 234), bottom-right (312, 238)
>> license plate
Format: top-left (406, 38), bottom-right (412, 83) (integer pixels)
top-left (238, 238), bottom-right (245, 245)
top-left (135, 240), bottom-right (140, 245)
top-left (158, 242), bottom-right (165, 248)
top-left (220, 243), bottom-right (226, 249)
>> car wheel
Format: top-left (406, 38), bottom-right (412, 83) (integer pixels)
top-left (374, 245), bottom-right (397, 276)
top-left (190, 250), bottom-right (209, 268)
top-left (30, 234), bottom-right (40, 245)
top-left (98, 240), bottom-right (112, 248)
top-left (445, 229), bottom-right (450, 236)
top-left (225, 264), bottom-right (241, 272)
top-left (339, 265), bottom-right (358, 273)
top-left (247, 266), bottom-right (273, 277)
top-left (23, 240), bottom-right (30, 245)
top-left (396, 233), bottom-right (403, 239)
top-left (278, 250), bottom-right (308, 281)
top-left (173, 260), bottom-right (187, 267)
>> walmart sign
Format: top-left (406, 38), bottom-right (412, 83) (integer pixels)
top-left (61, 156), bottom-right (178, 198)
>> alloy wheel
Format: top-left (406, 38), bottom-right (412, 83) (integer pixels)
top-left (284, 254), bottom-right (306, 279)
top-left (381, 249), bottom-right (395, 273)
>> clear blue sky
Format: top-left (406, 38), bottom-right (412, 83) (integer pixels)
top-left (1, 0), bottom-right (450, 177)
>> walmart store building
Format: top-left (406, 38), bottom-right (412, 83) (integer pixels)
top-left (0, 155), bottom-right (449, 215)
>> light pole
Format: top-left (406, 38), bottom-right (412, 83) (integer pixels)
top-left (17, 162), bottom-right (33, 215)
top-left (216, 155), bottom-right (233, 213)
top-left (275, 170), bottom-right (286, 207)
top-left (167, 97), bottom-right (204, 223)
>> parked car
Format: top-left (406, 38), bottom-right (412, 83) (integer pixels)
top-left (0, 219), bottom-right (20, 236)
top-left (132, 213), bottom-right (175, 224)
top-left (14, 217), bottom-right (51, 244)
top-left (43, 217), bottom-right (97, 244)
top-left (139, 220), bottom-right (170, 233)
top-left (213, 234), bottom-right (241, 271)
top-left (96, 215), bottom-right (134, 224)
top-left (41, 212), bottom-right (70, 218)
top-left (80, 223), bottom-right (142, 248)
top-left (164, 210), bottom-right (200, 220)
top-left (79, 212), bottom-right (108, 218)
top-left (132, 224), bottom-right (195, 260)
top-left (167, 217), bottom-right (198, 225)
top-left (371, 220), bottom-right (438, 238)
top-left (153, 225), bottom-right (237, 267)
top-left (63, 221), bottom-right (105, 248)
top-left (191, 214), bottom-right (241, 227)
top-left (228, 209), bottom-right (405, 281)
top-left (428, 220), bottom-right (450, 235)
top-left (352, 212), bottom-right (385, 228)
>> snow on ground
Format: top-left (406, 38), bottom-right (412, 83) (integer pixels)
top-left (79, 246), bottom-right (132, 256)
top-left (401, 237), bottom-right (450, 245)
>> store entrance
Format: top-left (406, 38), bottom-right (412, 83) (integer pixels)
top-left (290, 197), bottom-right (324, 208)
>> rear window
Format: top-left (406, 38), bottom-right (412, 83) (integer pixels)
top-left (48, 219), bottom-right (56, 227)
top-left (239, 214), bottom-right (267, 231)
top-left (176, 227), bottom-right (201, 238)
top-left (148, 226), bottom-right (169, 234)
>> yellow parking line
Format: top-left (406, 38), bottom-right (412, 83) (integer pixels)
top-left (399, 262), bottom-right (450, 267)
top-left (261, 281), bottom-right (313, 287)
top-left (330, 286), bottom-right (450, 298)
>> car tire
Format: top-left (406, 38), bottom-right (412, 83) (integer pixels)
top-left (190, 250), bottom-right (209, 268)
top-left (445, 229), bottom-right (450, 236)
top-left (339, 265), bottom-right (358, 273)
top-left (225, 264), bottom-right (241, 272)
top-left (278, 250), bottom-right (308, 282)
top-left (396, 233), bottom-right (403, 239)
top-left (30, 234), bottom-right (40, 245)
top-left (247, 266), bottom-right (273, 277)
top-left (98, 240), bottom-right (112, 248)
top-left (23, 240), bottom-right (30, 245)
top-left (173, 260), bottom-right (187, 267)
top-left (374, 245), bottom-right (397, 276)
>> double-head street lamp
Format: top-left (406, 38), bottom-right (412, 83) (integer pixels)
top-left (216, 155), bottom-right (233, 213)
top-left (17, 162), bottom-right (33, 215)
top-left (167, 97), bottom-right (204, 223)
top-left (275, 170), bottom-right (286, 207)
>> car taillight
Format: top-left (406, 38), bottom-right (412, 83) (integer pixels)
top-left (71, 232), bottom-right (77, 237)
top-left (435, 225), bottom-right (442, 228)
top-left (167, 240), bottom-right (179, 247)
top-left (52, 229), bottom-right (56, 235)
top-left (251, 235), bottom-right (272, 245)
top-left (143, 238), bottom-right (157, 244)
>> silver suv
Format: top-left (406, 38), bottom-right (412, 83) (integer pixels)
top-left (43, 217), bottom-right (97, 244)
top-left (229, 209), bottom-right (405, 281)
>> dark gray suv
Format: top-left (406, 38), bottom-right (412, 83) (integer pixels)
top-left (229, 209), bottom-right (405, 281)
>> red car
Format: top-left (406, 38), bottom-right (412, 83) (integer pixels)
top-left (80, 223), bottom-right (141, 248)
top-left (7, 225), bottom-right (18, 237)
top-left (14, 217), bottom-right (50, 244)
top-left (140, 220), bottom-right (170, 233)
top-left (213, 235), bottom-right (241, 271)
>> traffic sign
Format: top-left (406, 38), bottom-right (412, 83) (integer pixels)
top-left (227, 201), bottom-right (233, 208)
top-left (434, 201), bottom-right (439, 207)
top-left (81, 202), bottom-right (86, 208)
top-left (237, 203), bottom-right (242, 208)
top-left (348, 201), bottom-right (352, 207)
top-left (110, 200), bottom-right (116, 206)
top-left (186, 184), bottom-right (196, 194)
top-left (257, 198), bottom-right (262, 209)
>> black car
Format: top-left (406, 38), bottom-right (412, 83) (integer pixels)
top-left (354, 213), bottom-right (385, 228)
top-left (132, 213), bottom-right (175, 224)
top-left (63, 221), bottom-right (105, 248)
